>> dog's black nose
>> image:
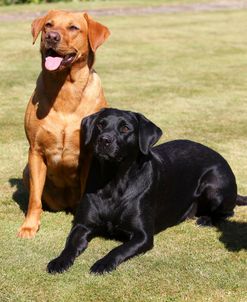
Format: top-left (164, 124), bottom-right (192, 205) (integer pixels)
top-left (45, 31), bottom-right (61, 44)
top-left (99, 135), bottom-right (113, 147)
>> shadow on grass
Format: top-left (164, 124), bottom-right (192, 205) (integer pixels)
top-left (217, 219), bottom-right (247, 252)
top-left (9, 178), bottom-right (28, 214)
top-left (8, 178), bottom-right (75, 215)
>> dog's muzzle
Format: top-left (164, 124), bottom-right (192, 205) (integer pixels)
top-left (95, 134), bottom-right (121, 161)
top-left (98, 135), bottom-right (113, 147)
top-left (45, 31), bottom-right (61, 47)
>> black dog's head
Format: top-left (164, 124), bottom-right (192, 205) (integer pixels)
top-left (82, 108), bottom-right (162, 162)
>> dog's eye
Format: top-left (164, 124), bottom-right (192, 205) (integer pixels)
top-left (120, 126), bottom-right (130, 133)
top-left (97, 123), bottom-right (104, 130)
top-left (45, 22), bottom-right (53, 28)
top-left (68, 25), bottom-right (80, 31)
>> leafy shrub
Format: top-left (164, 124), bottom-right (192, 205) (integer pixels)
top-left (0, 0), bottom-right (91, 6)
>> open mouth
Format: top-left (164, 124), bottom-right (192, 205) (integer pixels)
top-left (44, 49), bottom-right (76, 71)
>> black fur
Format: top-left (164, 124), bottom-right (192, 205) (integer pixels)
top-left (47, 108), bottom-right (246, 275)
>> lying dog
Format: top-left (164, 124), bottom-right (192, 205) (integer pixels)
top-left (18, 11), bottom-right (110, 238)
top-left (47, 108), bottom-right (247, 274)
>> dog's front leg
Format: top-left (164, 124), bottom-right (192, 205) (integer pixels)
top-left (18, 150), bottom-right (47, 238)
top-left (90, 230), bottom-right (154, 274)
top-left (47, 224), bottom-right (92, 274)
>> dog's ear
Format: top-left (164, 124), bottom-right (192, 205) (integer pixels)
top-left (31, 14), bottom-right (47, 45)
top-left (84, 13), bottom-right (110, 52)
top-left (82, 109), bottom-right (105, 146)
top-left (137, 113), bottom-right (163, 155)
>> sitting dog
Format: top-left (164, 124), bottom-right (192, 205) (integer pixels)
top-left (19, 11), bottom-right (110, 238)
top-left (47, 108), bottom-right (247, 274)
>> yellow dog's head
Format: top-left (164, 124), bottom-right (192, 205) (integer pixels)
top-left (31, 10), bottom-right (110, 72)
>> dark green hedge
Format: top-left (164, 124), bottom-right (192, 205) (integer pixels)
top-left (0, 0), bottom-right (91, 5)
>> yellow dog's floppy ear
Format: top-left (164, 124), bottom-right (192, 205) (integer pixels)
top-left (84, 13), bottom-right (110, 52)
top-left (31, 14), bottom-right (47, 45)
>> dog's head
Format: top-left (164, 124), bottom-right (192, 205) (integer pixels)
top-left (82, 108), bottom-right (162, 163)
top-left (31, 10), bottom-right (110, 72)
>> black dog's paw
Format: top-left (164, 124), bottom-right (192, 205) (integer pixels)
top-left (47, 256), bottom-right (73, 274)
top-left (196, 216), bottom-right (213, 227)
top-left (90, 257), bottom-right (117, 275)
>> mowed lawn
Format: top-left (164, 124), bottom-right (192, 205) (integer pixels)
top-left (0, 2), bottom-right (247, 302)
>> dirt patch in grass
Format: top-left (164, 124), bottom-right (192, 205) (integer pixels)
top-left (0, 1), bottom-right (247, 21)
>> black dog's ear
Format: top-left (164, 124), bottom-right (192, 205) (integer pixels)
top-left (82, 109), bottom-right (104, 146)
top-left (137, 113), bottom-right (163, 155)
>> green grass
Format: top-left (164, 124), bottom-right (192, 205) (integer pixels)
top-left (0, 2), bottom-right (247, 302)
top-left (0, 0), bottom-right (215, 13)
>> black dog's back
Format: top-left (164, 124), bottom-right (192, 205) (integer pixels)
top-left (154, 139), bottom-right (231, 168)
top-left (153, 140), bottom-right (237, 229)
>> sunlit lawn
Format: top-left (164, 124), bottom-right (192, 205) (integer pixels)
top-left (0, 1), bottom-right (246, 301)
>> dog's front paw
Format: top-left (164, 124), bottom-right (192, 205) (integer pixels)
top-left (47, 255), bottom-right (73, 274)
top-left (17, 221), bottom-right (40, 239)
top-left (90, 256), bottom-right (117, 275)
top-left (196, 216), bottom-right (213, 227)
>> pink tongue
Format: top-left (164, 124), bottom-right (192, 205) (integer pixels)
top-left (45, 56), bottom-right (63, 71)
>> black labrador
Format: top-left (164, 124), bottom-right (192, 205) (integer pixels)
top-left (47, 108), bottom-right (247, 274)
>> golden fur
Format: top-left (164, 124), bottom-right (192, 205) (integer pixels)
top-left (18, 10), bottom-right (110, 238)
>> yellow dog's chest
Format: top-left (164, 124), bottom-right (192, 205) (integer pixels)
top-left (36, 111), bottom-right (82, 182)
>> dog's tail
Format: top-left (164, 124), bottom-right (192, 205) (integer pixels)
top-left (236, 195), bottom-right (247, 206)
